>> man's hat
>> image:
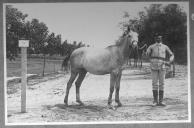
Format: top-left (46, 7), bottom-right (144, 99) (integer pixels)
top-left (154, 33), bottom-right (162, 38)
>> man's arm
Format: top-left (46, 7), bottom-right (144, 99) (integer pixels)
top-left (166, 46), bottom-right (174, 62)
top-left (146, 45), bottom-right (152, 57)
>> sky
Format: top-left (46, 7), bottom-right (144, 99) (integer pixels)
top-left (8, 2), bottom-right (189, 48)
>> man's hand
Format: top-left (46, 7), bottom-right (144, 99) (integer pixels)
top-left (169, 55), bottom-right (174, 63)
top-left (164, 61), bottom-right (170, 66)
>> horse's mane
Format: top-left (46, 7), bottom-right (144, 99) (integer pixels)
top-left (115, 30), bottom-right (138, 46)
top-left (105, 36), bottom-right (126, 49)
top-left (115, 36), bottom-right (128, 46)
top-left (106, 30), bottom-right (138, 48)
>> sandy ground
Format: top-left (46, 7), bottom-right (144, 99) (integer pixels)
top-left (7, 65), bottom-right (189, 123)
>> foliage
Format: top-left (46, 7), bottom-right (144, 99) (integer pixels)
top-left (6, 5), bottom-right (28, 59)
top-left (26, 19), bottom-right (49, 54)
top-left (6, 6), bottom-right (87, 60)
top-left (121, 4), bottom-right (187, 64)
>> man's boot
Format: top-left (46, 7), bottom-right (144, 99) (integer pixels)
top-left (152, 90), bottom-right (158, 106)
top-left (158, 90), bottom-right (166, 106)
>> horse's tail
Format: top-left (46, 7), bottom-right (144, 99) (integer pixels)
top-left (61, 54), bottom-right (71, 71)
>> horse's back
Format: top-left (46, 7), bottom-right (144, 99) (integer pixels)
top-left (70, 47), bottom-right (120, 75)
top-left (71, 47), bottom-right (111, 60)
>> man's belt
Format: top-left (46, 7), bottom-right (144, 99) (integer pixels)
top-left (150, 56), bottom-right (166, 61)
top-left (150, 56), bottom-right (171, 66)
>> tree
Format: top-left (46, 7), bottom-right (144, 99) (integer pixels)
top-left (6, 5), bottom-right (28, 59)
top-left (6, 6), bottom-right (88, 59)
top-left (27, 18), bottom-right (49, 54)
top-left (162, 4), bottom-right (187, 64)
top-left (6, 6), bottom-right (49, 58)
top-left (121, 4), bottom-right (187, 64)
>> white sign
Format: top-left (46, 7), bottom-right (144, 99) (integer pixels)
top-left (44, 42), bottom-right (48, 46)
top-left (19, 40), bottom-right (29, 47)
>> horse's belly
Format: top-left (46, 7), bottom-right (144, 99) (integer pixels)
top-left (85, 67), bottom-right (110, 75)
top-left (71, 47), bottom-right (119, 75)
top-left (83, 56), bottom-right (113, 75)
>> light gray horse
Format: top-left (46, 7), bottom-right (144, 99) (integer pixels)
top-left (64, 30), bottom-right (138, 109)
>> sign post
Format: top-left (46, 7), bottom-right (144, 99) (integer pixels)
top-left (19, 39), bottom-right (29, 113)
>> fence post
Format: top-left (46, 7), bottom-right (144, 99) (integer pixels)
top-left (173, 61), bottom-right (175, 77)
top-left (42, 42), bottom-right (48, 76)
top-left (42, 53), bottom-right (46, 76)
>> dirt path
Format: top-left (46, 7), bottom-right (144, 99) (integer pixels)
top-left (7, 65), bottom-right (189, 123)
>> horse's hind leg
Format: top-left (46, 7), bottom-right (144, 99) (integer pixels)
top-left (75, 70), bottom-right (87, 105)
top-left (64, 71), bottom-right (78, 106)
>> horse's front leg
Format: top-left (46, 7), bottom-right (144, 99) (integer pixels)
top-left (108, 72), bottom-right (116, 109)
top-left (115, 70), bottom-right (122, 107)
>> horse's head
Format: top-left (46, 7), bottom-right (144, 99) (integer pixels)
top-left (128, 30), bottom-right (138, 48)
top-left (119, 30), bottom-right (139, 58)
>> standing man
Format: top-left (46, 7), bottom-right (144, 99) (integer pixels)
top-left (146, 34), bottom-right (174, 106)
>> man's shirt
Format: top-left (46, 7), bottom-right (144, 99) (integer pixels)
top-left (146, 42), bottom-right (173, 70)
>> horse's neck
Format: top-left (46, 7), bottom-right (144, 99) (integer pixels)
top-left (118, 38), bottom-right (130, 60)
top-left (106, 38), bottom-right (130, 63)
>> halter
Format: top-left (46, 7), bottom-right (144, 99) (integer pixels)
top-left (127, 31), bottom-right (139, 57)
top-left (128, 34), bottom-right (138, 48)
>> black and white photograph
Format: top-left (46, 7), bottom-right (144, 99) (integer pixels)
top-left (4, 1), bottom-right (190, 125)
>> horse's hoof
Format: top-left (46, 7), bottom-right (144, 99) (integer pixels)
top-left (76, 101), bottom-right (84, 106)
top-left (78, 102), bottom-right (84, 106)
top-left (79, 103), bottom-right (84, 106)
top-left (107, 105), bottom-right (116, 110)
top-left (117, 102), bottom-right (122, 107)
top-left (64, 100), bottom-right (68, 106)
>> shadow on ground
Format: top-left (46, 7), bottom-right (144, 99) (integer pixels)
top-left (40, 96), bottom-right (188, 122)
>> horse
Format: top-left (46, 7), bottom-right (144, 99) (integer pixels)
top-left (64, 30), bottom-right (138, 109)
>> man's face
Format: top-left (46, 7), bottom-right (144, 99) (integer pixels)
top-left (155, 36), bottom-right (162, 43)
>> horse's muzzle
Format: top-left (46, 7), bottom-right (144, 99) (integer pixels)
top-left (132, 41), bottom-right (138, 47)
